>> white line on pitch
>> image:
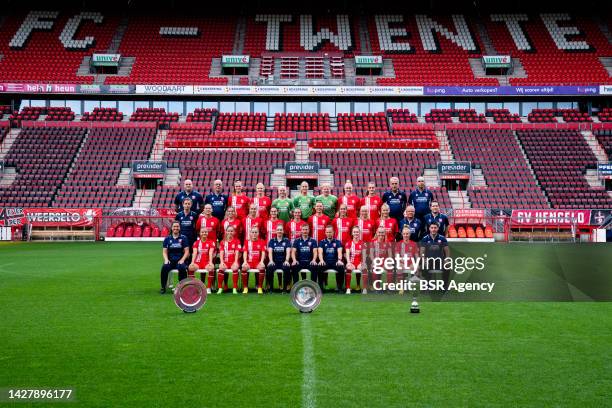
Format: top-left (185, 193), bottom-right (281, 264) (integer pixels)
top-left (302, 316), bottom-right (316, 408)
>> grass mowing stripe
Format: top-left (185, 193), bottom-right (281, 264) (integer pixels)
top-left (301, 315), bottom-right (316, 408)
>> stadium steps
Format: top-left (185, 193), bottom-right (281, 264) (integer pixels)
top-left (107, 15), bottom-right (129, 54)
top-left (0, 167), bottom-right (17, 186)
top-left (423, 168), bottom-right (440, 190)
top-left (381, 58), bottom-right (395, 80)
top-left (149, 129), bottom-right (167, 161)
top-left (512, 130), bottom-right (551, 207)
top-left (471, 168), bottom-right (488, 187)
top-left (596, 17), bottom-right (612, 44)
top-left (359, 16), bottom-right (372, 55)
top-left (585, 169), bottom-right (606, 189)
top-left (164, 168), bottom-right (181, 187)
top-left (435, 131), bottom-right (454, 161)
top-left (116, 168), bottom-right (132, 186)
top-left (266, 116), bottom-right (275, 131)
top-left (270, 168), bottom-right (286, 190)
top-left (599, 57), bottom-right (612, 76)
top-left (131, 189), bottom-right (155, 208)
top-left (329, 116), bottom-right (338, 131)
top-left (581, 130), bottom-right (608, 163)
top-left (295, 141), bottom-right (309, 161)
top-left (51, 129), bottom-right (90, 206)
top-left (448, 190), bottom-right (471, 209)
top-left (248, 58), bottom-right (261, 84)
top-left (318, 168), bottom-right (334, 188)
top-left (0, 128), bottom-right (21, 162)
top-left (474, 20), bottom-right (497, 55)
top-left (232, 17), bottom-right (247, 55)
top-left (344, 58), bottom-right (357, 84)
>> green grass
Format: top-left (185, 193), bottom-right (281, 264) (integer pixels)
top-left (0, 242), bottom-right (611, 407)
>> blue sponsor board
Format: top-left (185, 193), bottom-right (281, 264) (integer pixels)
top-left (424, 85), bottom-right (599, 96)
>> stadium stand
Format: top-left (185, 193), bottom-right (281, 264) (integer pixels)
top-left (487, 109), bottom-right (521, 123)
top-left (151, 150), bottom-right (294, 209)
top-left (130, 108), bottom-right (179, 127)
top-left (337, 112), bottom-right (389, 132)
top-left (81, 108), bottom-right (124, 122)
top-left (309, 150), bottom-right (452, 208)
top-left (274, 113), bottom-right (331, 131)
top-left (104, 16), bottom-right (235, 85)
top-left (486, 14), bottom-right (612, 85)
top-left (45, 107), bottom-right (75, 121)
top-left (215, 113), bottom-right (267, 131)
top-left (387, 109), bottom-right (418, 124)
top-left (425, 109), bottom-right (453, 123)
top-left (517, 129), bottom-right (612, 208)
top-left (0, 125), bottom-right (86, 207)
top-left (186, 108), bottom-right (218, 123)
top-left (0, 11), bottom-right (118, 84)
top-left (53, 124), bottom-right (157, 208)
top-left (446, 128), bottom-right (550, 208)
top-left (598, 108), bottom-right (612, 122)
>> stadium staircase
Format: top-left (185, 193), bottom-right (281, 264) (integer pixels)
top-left (131, 128), bottom-right (169, 209)
top-left (599, 57), bottom-right (612, 76)
top-left (581, 130), bottom-right (611, 196)
top-left (434, 130), bottom-right (470, 209)
top-left (232, 17), bottom-right (247, 55)
top-left (512, 130), bottom-right (551, 207)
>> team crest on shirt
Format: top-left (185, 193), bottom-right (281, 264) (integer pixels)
top-left (178, 239), bottom-right (182, 243)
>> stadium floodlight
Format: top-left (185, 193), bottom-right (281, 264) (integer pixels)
top-left (173, 278), bottom-right (207, 313)
top-left (290, 280), bottom-right (322, 313)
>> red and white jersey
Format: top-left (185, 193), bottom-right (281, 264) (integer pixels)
top-left (332, 217), bottom-right (354, 245)
top-left (221, 218), bottom-right (242, 240)
top-left (286, 219), bottom-right (307, 242)
top-left (378, 218), bottom-right (398, 242)
top-left (340, 194), bottom-right (361, 219)
top-left (193, 239), bottom-right (216, 265)
top-left (308, 213), bottom-right (331, 242)
top-left (370, 239), bottom-right (393, 260)
top-left (230, 194), bottom-right (251, 219)
top-left (355, 218), bottom-right (375, 243)
top-left (242, 216), bottom-right (264, 241)
top-left (244, 239), bottom-right (266, 266)
top-left (360, 195), bottom-right (382, 221)
top-left (196, 215), bottom-right (221, 241)
top-left (252, 195), bottom-right (272, 220)
top-left (346, 239), bottom-right (364, 267)
top-left (220, 238), bottom-right (242, 265)
top-left (265, 218), bottom-right (285, 242)
top-left (396, 240), bottom-right (419, 265)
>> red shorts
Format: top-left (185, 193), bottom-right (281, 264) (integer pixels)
top-left (245, 262), bottom-right (264, 271)
top-left (192, 262), bottom-right (212, 270)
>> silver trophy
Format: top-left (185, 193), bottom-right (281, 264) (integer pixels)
top-left (290, 280), bottom-right (322, 313)
top-left (174, 278), bottom-right (208, 313)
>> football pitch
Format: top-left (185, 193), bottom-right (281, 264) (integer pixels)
top-left (0, 242), bottom-right (611, 408)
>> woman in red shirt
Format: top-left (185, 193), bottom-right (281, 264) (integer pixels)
top-left (189, 226), bottom-right (216, 293)
top-left (378, 203), bottom-right (398, 243)
top-left (345, 226), bottom-right (366, 294)
top-left (217, 225), bottom-right (242, 294)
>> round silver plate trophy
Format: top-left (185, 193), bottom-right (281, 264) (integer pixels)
top-left (290, 280), bottom-right (322, 313)
top-left (174, 278), bottom-right (208, 313)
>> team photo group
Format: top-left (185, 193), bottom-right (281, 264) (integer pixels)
top-left (161, 176), bottom-right (451, 295)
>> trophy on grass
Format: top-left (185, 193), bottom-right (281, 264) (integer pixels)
top-left (290, 280), bottom-right (322, 313)
top-left (174, 278), bottom-right (208, 313)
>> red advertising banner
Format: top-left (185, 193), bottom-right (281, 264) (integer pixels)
top-left (511, 209), bottom-right (591, 227)
top-left (24, 208), bottom-right (102, 227)
top-left (0, 207), bottom-right (27, 227)
top-left (453, 209), bottom-right (485, 219)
